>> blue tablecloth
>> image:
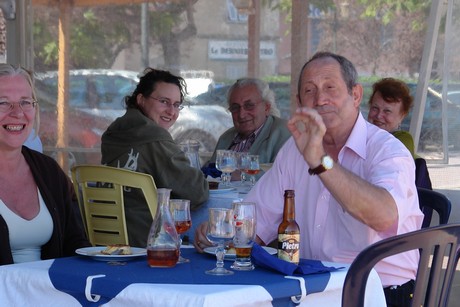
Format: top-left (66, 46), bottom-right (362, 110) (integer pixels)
top-left (49, 248), bottom-right (336, 306)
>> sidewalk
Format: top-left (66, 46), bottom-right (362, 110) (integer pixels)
top-left (426, 154), bottom-right (460, 306)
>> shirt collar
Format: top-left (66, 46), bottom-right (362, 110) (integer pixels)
top-left (340, 112), bottom-right (368, 161)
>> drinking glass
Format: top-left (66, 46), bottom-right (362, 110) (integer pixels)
top-left (170, 199), bottom-right (192, 263)
top-left (231, 202), bottom-right (257, 271)
top-left (236, 152), bottom-right (249, 185)
top-left (179, 139), bottom-right (201, 169)
top-left (205, 208), bottom-right (235, 275)
top-left (215, 150), bottom-right (237, 186)
top-left (240, 154), bottom-right (260, 186)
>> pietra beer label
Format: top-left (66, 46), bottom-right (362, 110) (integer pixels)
top-left (277, 234), bottom-right (300, 264)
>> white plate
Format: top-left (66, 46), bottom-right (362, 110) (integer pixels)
top-left (75, 246), bottom-right (146, 261)
top-left (204, 246), bottom-right (277, 260)
top-left (209, 187), bottom-right (236, 194)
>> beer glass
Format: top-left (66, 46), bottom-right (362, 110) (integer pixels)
top-left (231, 202), bottom-right (256, 271)
top-left (170, 199), bottom-right (192, 263)
top-left (206, 208), bottom-right (235, 275)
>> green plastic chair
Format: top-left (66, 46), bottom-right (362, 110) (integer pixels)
top-left (71, 165), bottom-right (158, 246)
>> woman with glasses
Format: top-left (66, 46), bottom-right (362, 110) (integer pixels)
top-left (101, 68), bottom-right (209, 248)
top-left (0, 64), bottom-right (90, 265)
top-left (202, 78), bottom-right (291, 180)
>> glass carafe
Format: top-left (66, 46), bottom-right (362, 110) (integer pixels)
top-left (180, 139), bottom-right (201, 169)
top-left (147, 188), bottom-right (180, 267)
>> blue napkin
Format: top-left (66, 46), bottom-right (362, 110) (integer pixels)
top-left (251, 243), bottom-right (342, 276)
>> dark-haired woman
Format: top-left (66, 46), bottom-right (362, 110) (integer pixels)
top-left (101, 68), bottom-right (208, 247)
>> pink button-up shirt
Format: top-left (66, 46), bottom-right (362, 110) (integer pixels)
top-left (245, 113), bottom-right (423, 286)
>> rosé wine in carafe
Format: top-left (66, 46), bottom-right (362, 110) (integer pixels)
top-left (147, 188), bottom-right (180, 267)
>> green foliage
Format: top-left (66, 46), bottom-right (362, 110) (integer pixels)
top-left (70, 9), bottom-right (130, 68)
top-left (33, 7), bottom-right (133, 70)
top-left (33, 20), bottom-right (58, 70)
top-left (263, 75), bottom-right (291, 83)
top-left (358, 0), bottom-right (431, 25)
top-left (267, 0), bottom-right (335, 31)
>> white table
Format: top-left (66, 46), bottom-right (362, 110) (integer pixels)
top-left (0, 248), bottom-right (386, 307)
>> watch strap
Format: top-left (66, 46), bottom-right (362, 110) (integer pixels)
top-left (308, 155), bottom-right (333, 176)
top-left (308, 164), bottom-right (327, 175)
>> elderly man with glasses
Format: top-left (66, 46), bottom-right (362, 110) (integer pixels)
top-left (202, 78), bottom-right (291, 179)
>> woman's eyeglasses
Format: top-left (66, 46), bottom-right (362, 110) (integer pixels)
top-left (148, 96), bottom-right (184, 111)
top-left (0, 99), bottom-right (38, 113)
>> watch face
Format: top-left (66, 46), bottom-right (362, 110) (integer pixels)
top-left (322, 156), bottom-right (334, 169)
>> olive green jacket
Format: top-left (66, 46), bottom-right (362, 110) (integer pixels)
top-left (101, 108), bottom-right (209, 247)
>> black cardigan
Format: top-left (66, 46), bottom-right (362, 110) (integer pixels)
top-left (0, 147), bottom-right (90, 265)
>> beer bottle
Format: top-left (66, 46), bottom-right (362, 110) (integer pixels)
top-left (277, 190), bottom-right (300, 264)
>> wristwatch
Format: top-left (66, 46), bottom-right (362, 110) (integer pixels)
top-left (308, 155), bottom-right (334, 175)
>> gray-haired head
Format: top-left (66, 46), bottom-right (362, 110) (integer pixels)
top-left (227, 78), bottom-right (280, 117)
top-left (0, 63), bottom-right (40, 134)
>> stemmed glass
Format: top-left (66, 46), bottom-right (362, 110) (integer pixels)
top-left (205, 208), bottom-right (235, 275)
top-left (170, 199), bottom-right (192, 263)
top-left (236, 152), bottom-right (249, 185)
top-left (215, 150), bottom-right (237, 186)
top-left (240, 154), bottom-right (260, 186)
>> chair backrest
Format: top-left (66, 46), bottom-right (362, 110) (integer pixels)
top-left (415, 157), bottom-right (433, 190)
top-left (417, 187), bottom-right (452, 228)
top-left (342, 224), bottom-right (460, 307)
top-left (71, 165), bottom-right (158, 246)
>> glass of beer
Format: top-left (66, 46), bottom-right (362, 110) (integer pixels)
top-left (231, 202), bottom-right (257, 271)
top-left (170, 199), bottom-right (192, 263)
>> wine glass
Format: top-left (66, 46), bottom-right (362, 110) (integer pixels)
top-left (240, 154), bottom-right (260, 186)
top-left (231, 202), bottom-right (257, 271)
top-left (215, 150), bottom-right (237, 186)
top-left (236, 152), bottom-right (249, 185)
top-left (170, 199), bottom-right (192, 263)
top-left (205, 208), bottom-right (235, 275)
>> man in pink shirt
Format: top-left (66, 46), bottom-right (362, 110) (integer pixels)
top-left (195, 52), bottom-right (423, 307)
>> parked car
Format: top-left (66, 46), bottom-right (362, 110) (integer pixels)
top-left (192, 81), bottom-right (292, 120)
top-left (195, 80), bottom-right (460, 151)
top-left (447, 90), bottom-right (460, 105)
top-left (34, 69), bottom-right (233, 167)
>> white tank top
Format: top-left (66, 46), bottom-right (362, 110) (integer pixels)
top-left (0, 189), bottom-right (53, 263)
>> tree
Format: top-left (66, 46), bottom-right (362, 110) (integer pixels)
top-left (33, 1), bottom-right (198, 71)
top-left (267, 0), bottom-right (430, 77)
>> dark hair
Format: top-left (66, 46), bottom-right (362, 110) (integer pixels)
top-left (297, 51), bottom-right (358, 95)
top-left (125, 68), bottom-right (187, 109)
top-left (368, 78), bottom-right (413, 116)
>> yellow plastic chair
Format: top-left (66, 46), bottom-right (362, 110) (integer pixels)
top-left (71, 165), bottom-right (158, 246)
